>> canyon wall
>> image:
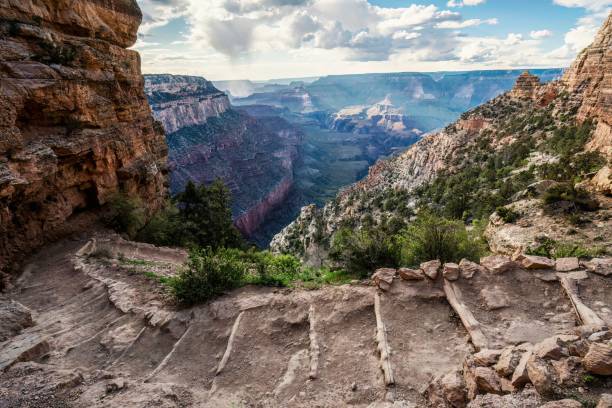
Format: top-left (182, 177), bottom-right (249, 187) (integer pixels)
top-left (144, 75), bottom-right (301, 237)
top-left (0, 0), bottom-right (168, 272)
top-left (562, 14), bottom-right (612, 158)
top-left (145, 75), bottom-right (231, 134)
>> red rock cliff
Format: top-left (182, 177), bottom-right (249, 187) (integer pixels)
top-left (562, 12), bottom-right (612, 158)
top-left (0, 0), bottom-right (168, 272)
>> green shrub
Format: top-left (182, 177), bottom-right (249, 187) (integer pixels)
top-left (397, 211), bottom-right (487, 267)
top-left (329, 226), bottom-right (399, 277)
top-left (104, 193), bottom-right (146, 238)
top-left (244, 251), bottom-right (302, 287)
top-left (538, 152), bottom-right (605, 182)
top-left (135, 203), bottom-right (182, 246)
top-left (168, 247), bottom-right (247, 305)
top-left (496, 206), bottom-right (520, 223)
top-left (526, 237), bottom-right (607, 258)
top-left (136, 180), bottom-right (244, 249)
top-left (298, 267), bottom-right (352, 289)
top-left (543, 183), bottom-right (599, 212)
top-left (543, 120), bottom-right (594, 156)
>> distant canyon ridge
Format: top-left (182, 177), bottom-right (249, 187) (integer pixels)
top-left (145, 69), bottom-right (563, 245)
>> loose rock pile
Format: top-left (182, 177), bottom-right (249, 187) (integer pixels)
top-left (371, 253), bottom-right (612, 407)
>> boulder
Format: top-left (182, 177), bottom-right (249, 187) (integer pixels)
top-left (511, 349), bottom-right (533, 387)
top-left (582, 258), bottom-right (612, 277)
top-left (499, 377), bottom-right (515, 393)
top-left (521, 255), bottom-right (555, 270)
top-left (588, 331), bottom-right (612, 343)
top-left (473, 367), bottom-right (502, 394)
top-left (555, 257), bottom-right (580, 272)
top-left (398, 267), bottom-right (425, 281)
top-left (0, 299), bottom-right (34, 342)
top-left (526, 355), bottom-right (555, 395)
top-left (535, 272), bottom-right (558, 282)
top-left (597, 394), bottom-right (612, 408)
top-left (372, 268), bottom-right (396, 291)
top-left (480, 255), bottom-right (515, 274)
top-left (443, 263), bottom-right (460, 281)
top-left (467, 388), bottom-right (542, 408)
top-left (539, 400), bottom-right (582, 408)
top-left (473, 349), bottom-right (503, 367)
top-left (427, 370), bottom-right (467, 408)
top-left (567, 339), bottom-right (590, 358)
top-left (480, 286), bottom-right (510, 310)
top-left (591, 165), bottom-right (612, 195)
top-left (534, 335), bottom-right (578, 360)
top-left (583, 342), bottom-right (612, 375)
top-left (551, 356), bottom-right (585, 386)
top-left (421, 260), bottom-right (441, 280)
top-left (495, 346), bottom-right (523, 377)
top-left (557, 270), bottom-right (589, 280)
top-left (459, 259), bottom-right (485, 279)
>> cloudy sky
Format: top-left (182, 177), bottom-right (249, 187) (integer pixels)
top-left (134, 0), bottom-right (611, 81)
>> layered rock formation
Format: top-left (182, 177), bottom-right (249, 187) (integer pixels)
top-left (0, 0), bottom-right (168, 273)
top-left (145, 75), bottom-right (231, 134)
top-left (562, 15), bottom-right (612, 159)
top-left (328, 97), bottom-right (420, 135)
top-left (271, 13), bottom-right (612, 263)
top-left (509, 71), bottom-right (541, 99)
top-left (144, 75), bottom-right (301, 237)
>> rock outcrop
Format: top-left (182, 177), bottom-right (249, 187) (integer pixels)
top-left (510, 71), bottom-right (541, 99)
top-left (0, 0), bottom-right (168, 273)
top-left (145, 75), bottom-right (231, 134)
top-left (562, 14), bottom-right (612, 158)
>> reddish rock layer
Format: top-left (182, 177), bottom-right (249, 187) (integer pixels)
top-left (509, 71), bottom-right (541, 100)
top-left (563, 12), bottom-right (612, 158)
top-left (0, 0), bottom-right (168, 272)
top-left (234, 175), bottom-right (294, 236)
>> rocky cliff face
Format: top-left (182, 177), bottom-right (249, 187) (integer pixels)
top-left (562, 15), bottom-right (612, 159)
top-left (328, 97), bottom-right (420, 135)
top-left (0, 0), bottom-right (168, 273)
top-left (272, 12), bottom-right (612, 262)
top-left (144, 75), bottom-right (301, 237)
top-left (145, 75), bottom-right (231, 134)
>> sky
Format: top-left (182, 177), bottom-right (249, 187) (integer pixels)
top-left (133, 0), bottom-right (611, 81)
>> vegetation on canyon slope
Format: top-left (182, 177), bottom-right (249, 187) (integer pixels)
top-left (106, 176), bottom-right (487, 304)
top-left (105, 180), bottom-right (354, 304)
top-left (276, 86), bottom-right (609, 269)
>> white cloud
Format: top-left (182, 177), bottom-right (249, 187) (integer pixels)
top-left (529, 29), bottom-right (553, 39)
top-left (138, 0), bottom-right (187, 34)
top-left (553, 0), bottom-right (612, 12)
top-left (547, 9), bottom-right (609, 62)
top-left (447, 0), bottom-right (486, 7)
top-left (436, 18), bottom-right (498, 29)
top-left (134, 0), bottom-right (606, 80)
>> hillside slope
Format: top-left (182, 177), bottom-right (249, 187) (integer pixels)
top-left (271, 13), bottom-right (612, 264)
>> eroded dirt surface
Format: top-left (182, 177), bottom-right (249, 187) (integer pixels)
top-left (455, 268), bottom-right (576, 349)
top-left (1, 235), bottom-right (610, 407)
top-left (575, 273), bottom-right (612, 327)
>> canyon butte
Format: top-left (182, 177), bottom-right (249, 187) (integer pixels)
top-left (0, 1), bottom-right (611, 408)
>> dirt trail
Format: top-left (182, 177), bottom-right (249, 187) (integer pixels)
top-left (454, 268), bottom-right (576, 348)
top-left (1, 235), bottom-right (610, 407)
top-left (381, 280), bottom-right (471, 405)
